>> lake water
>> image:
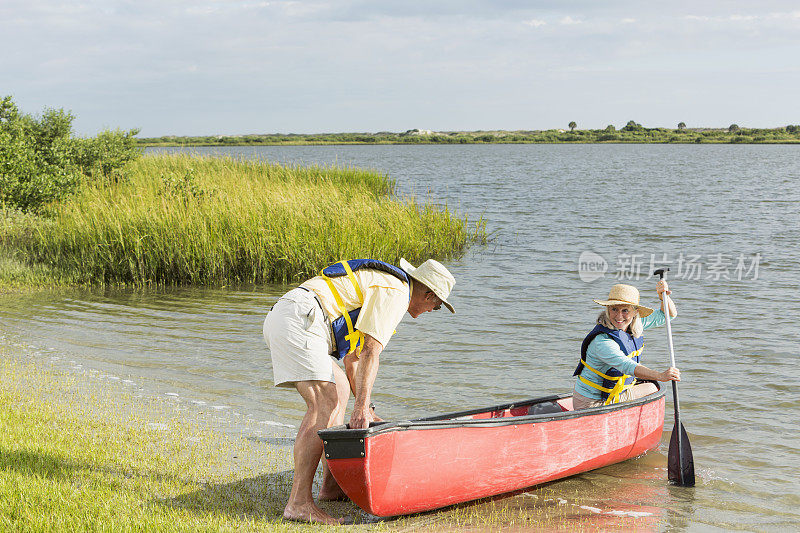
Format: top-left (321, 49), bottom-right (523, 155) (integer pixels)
top-left (2, 144), bottom-right (798, 530)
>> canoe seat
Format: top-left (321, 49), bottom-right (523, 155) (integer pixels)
top-left (528, 401), bottom-right (564, 415)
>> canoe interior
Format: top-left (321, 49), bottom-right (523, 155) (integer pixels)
top-left (416, 395), bottom-right (575, 422)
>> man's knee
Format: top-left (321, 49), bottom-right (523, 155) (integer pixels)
top-left (297, 381), bottom-right (340, 416)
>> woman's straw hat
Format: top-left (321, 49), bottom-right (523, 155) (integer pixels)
top-left (399, 258), bottom-right (455, 313)
top-left (593, 284), bottom-right (654, 317)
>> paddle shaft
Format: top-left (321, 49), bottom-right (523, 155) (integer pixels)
top-left (655, 269), bottom-right (685, 485)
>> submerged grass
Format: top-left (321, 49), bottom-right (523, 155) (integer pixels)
top-left (3, 154), bottom-right (485, 287)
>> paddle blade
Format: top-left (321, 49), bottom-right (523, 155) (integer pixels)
top-left (668, 422), bottom-right (695, 486)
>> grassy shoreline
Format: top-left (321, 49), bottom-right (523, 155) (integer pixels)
top-left (1, 154), bottom-right (485, 290)
top-left (0, 351), bottom-right (644, 531)
top-left (0, 352), bottom-right (364, 531)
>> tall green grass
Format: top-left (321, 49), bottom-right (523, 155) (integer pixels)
top-left (0, 208), bottom-right (77, 291)
top-left (8, 154), bottom-right (485, 286)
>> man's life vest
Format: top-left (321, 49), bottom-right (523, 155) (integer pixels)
top-left (573, 324), bottom-right (644, 405)
top-left (319, 259), bottom-right (410, 360)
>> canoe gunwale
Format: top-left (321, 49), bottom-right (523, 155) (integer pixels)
top-left (319, 384), bottom-right (665, 442)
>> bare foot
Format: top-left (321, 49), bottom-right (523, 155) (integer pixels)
top-left (370, 406), bottom-right (384, 423)
top-left (318, 486), bottom-right (348, 502)
top-left (283, 502), bottom-right (344, 525)
top-left (319, 476), bottom-right (349, 501)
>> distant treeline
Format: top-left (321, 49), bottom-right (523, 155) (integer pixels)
top-left (138, 123), bottom-right (800, 146)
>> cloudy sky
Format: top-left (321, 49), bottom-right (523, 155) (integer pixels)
top-left (2, 0), bottom-right (798, 136)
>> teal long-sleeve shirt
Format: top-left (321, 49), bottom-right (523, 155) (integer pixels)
top-left (574, 309), bottom-right (670, 399)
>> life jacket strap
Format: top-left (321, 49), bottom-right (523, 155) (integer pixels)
top-left (321, 261), bottom-right (364, 356)
top-left (580, 360), bottom-right (617, 381)
top-left (603, 377), bottom-right (632, 405)
top-left (578, 375), bottom-right (614, 393)
top-left (578, 360), bottom-right (634, 405)
top-left (342, 260), bottom-right (364, 303)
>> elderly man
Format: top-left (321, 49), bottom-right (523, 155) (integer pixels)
top-left (263, 258), bottom-right (456, 525)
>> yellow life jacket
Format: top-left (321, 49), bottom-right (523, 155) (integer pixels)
top-left (573, 324), bottom-right (644, 405)
top-left (319, 259), bottom-right (409, 359)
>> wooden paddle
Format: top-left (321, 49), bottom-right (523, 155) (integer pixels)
top-left (653, 268), bottom-right (696, 486)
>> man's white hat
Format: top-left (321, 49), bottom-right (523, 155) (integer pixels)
top-left (399, 258), bottom-right (456, 313)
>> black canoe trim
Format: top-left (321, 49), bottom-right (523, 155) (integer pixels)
top-left (322, 435), bottom-right (366, 460)
top-left (319, 384), bottom-right (666, 449)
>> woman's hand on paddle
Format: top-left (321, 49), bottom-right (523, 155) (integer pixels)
top-left (659, 367), bottom-right (681, 382)
top-left (656, 279), bottom-right (671, 299)
top-left (656, 280), bottom-right (678, 317)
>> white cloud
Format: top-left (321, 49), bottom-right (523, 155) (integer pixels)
top-left (559, 16), bottom-right (582, 25)
top-left (277, 0), bottom-right (329, 17)
top-left (185, 1), bottom-right (272, 15)
top-left (185, 6), bottom-right (220, 15)
top-left (621, 18), bottom-right (636, 24)
top-left (685, 11), bottom-right (800, 23)
top-left (523, 18), bottom-right (546, 28)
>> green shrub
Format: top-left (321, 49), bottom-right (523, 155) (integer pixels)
top-left (0, 98), bottom-right (81, 212)
top-left (72, 128), bottom-right (142, 184)
top-left (0, 96), bottom-right (142, 212)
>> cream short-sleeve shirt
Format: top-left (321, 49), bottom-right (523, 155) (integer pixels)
top-left (301, 270), bottom-right (411, 348)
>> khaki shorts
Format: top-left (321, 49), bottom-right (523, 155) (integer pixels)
top-left (263, 288), bottom-right (334, 388)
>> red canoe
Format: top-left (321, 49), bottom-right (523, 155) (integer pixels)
top-left (318, 385), bottom-right (666, 517)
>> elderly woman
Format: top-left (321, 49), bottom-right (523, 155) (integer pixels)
top-left (572, 281), bottom-right (680, 410)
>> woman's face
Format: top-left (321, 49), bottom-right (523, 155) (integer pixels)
top-left (607, 305), bottom-right (636, 330)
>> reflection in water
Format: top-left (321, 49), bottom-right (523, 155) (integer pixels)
top-left (399, 459), bottom-right (671, 531)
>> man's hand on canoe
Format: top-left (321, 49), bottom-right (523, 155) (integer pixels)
top-left (349, 404), bottom-right (373, 429)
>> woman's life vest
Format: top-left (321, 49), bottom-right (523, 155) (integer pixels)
top-left (573, 324), bottom-right (644, 405)
top-left (319, 259), bottom-right (410, 360)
